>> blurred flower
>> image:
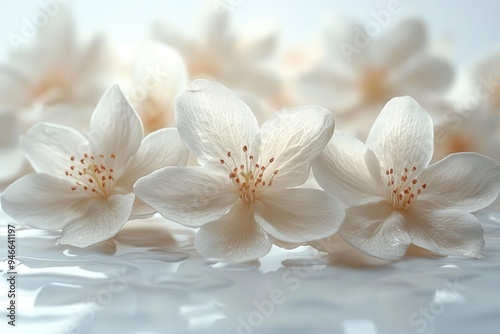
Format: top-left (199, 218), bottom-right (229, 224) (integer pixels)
top-left (312, 96), bottom-right (500, 260)
top-left (134, 80), bottom-right (344, 263)
top-left (0, 11), bottom-right (112, 109)
top-left (118, 42), bottom-right (188, 133)
top-left (433, 108), bottom-right (500, 162)
top-left (472, 51), bottom-right (500, 113)
top-left (299, 18), bottom-right (454, 139)
top-left (152, 6), bottom-right (281, 99)
top-left (0, 112), bottom-right (27, 189)
top-left (1, 85), bottom-right (188, 247)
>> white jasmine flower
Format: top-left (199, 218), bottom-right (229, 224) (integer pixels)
top-left (134, 80), bottom-right (344, 262)
top-left (299, 18), bottom-right (453, 139)
top-left (1, 85), bottom-right (188, 247)
top-left (312, 96), bottom-right (500, 260)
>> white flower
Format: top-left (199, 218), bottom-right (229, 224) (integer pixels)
top-left (299, 18), bottom-right (453, 139)
top-left (134, 80), bottom-right (344, 262)
top-left (1, 85), bottom-right (188, 247)
top-left (312, 96), bottom-right (500, 260)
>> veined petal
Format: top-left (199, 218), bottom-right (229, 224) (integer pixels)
top-left (339, 201), bottom-right (411, 260)
top-left (366, 96), bottom-right (434, 178)
top-left (174, 79), bottom-right (259, 168)
top-left (257, 106), bottom-right (334, 187)
top-left (88, 85), bottom-right (143, 168)
top-left (59, 193), bottom-right (135, 247)
top-left (134, 166), bottom-right (237, 227)
top-left (407, 202), bottom-right (484, 257)
top-left (254, 188), bottom-right (344, 243)
top-left (1, 173), bottom-right (91, 229)
top-left (416, 153), bottom-right (500, 211)
top-left (118, 128), bottom-right (188, 191)
top-left (312, 130), bottom-right (385, 206)
top-left (129, 198), bottom-right (156, 220)
top-left (21, 123), bottom-right (89, 175)
top-left (196, 200), bottom-right (272, 262)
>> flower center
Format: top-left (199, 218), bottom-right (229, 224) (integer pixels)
top-left (220, 146), bottom-right (279, 203)
top-left (385, 166), bottom-right (427, 210)
top-left (360, 69), bottom-right (387, 102)
top-left (65, 153), bottom-right (117, 198)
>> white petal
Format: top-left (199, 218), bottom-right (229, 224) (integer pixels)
top-left (257, 106), bottom-right (334, 187)
top-left (59, 193), bottom-right (135, 247)
top-left (416, 153), bottom-right (500, 211)
top-left (196, 200), bottom-right (272, 262)
top-left (134, 166), bottom-right (237, 227)
top-left (407, 202), bottom-right (484, 257)
top-left (1, 173), bottom-right (91, 229)
top-left (254, 188), bottom-right (344, 243)
top-left (119, 128), bottom-right (188, 191)
top-left (312, 130), bottom-right (385, 206)
top-left (88, 85), bottom-right (143, 167)
top-left (174, 79), bottom-right (259, 168)
top-left (366, 96), bottom-right (434, 177)
top-left (370, 19), bottom-right (426, 68)
top-left (339, 201), bottom-right (411, 260)
top-left (129, 198), bottom-right (156, 220)
top-left (21, 123), bottom-right (89, 175)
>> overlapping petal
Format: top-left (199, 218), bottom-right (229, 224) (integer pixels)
top-left (175, 79), bottom-right (259, 167)
top-left (257, 106), bottom-right (334, 187)
top-left (254, 188), bottom-right (344, 243)
top-left (313, 130), bottom-right (384, 206)
top-left (59, 193), bottom-right (135, 247)
top-left (134, 166), bottom-right (237, 227)
top-left (196, 200), bottom-right (272, 262)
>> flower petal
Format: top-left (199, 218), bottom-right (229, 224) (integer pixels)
top-left (88, 85), bottom-right (143, 167)
top-left (416, 153), bottom-right (500, 211)
top-left (174, 79), bottom-right (259, 168)
top-left (196, 200), bottom-right (272, 262)
top-left (1, 173), bottom-right (91, 229)
top-left (366, 96), bottom-right (434, 177)
top-left (21, 123), bottom-right (89, 175)
top-left (254, 188), bottom-right (344, 243)
top-left (339, 201), bottom-right (411, 260)
top-left (312, 130), bottom-right (385, 206)
top-left (134, 166), bottom-right (237, 227)
top-left (257, 106), bottom-right (334, 187)
top-left (119, 128), bottom-right (188, 191)
top-left (407, 202), bottom-right (484, 257)
top-left (59, 193), bottom-right (135, 247)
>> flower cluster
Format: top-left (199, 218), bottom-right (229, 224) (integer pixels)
top-left (2, 5), bottom-right (500, 264)
top-left (2, 79), bottom-right (500, 263)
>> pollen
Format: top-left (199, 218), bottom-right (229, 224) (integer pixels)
top-left (220, 145), bottom-right (279, 203)
top-left (66, 152), bottom-right (117, 197)
top-left (385, 166), bottom-right (427, 210)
